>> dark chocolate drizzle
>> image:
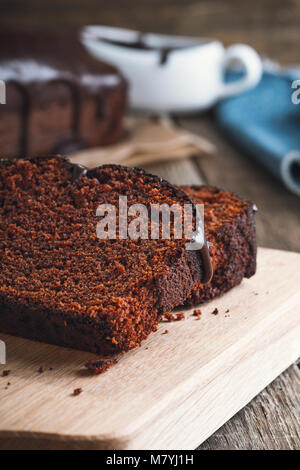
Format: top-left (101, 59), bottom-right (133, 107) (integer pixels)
top-left (100, 35), bottom-right (181, 66)
top-left (53, 155), bottom-right (88, 184)
top-left (200, 241), bottom-right (213, 284)
top-left (70, 163), bottom-right (88, 184)
top-left (159, 49), bottom-right (172, 65)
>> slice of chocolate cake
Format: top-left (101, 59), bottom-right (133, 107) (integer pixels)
top-left (0, 157), bottom-right (208, 354)
top-left (0, 32), bottom-right (127, 159)
top-left (180, 185), bottom-right (257, 305)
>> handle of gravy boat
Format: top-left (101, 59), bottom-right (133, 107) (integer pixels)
top-left (220, 44), bottom-right (263, 98)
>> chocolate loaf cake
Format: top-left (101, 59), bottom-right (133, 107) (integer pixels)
top-left (0, 32), bottom-right (127, 159)
top-left (0, 157), bottom-right (208, 354)
top-left (180, 185), bottom-right (257, 305)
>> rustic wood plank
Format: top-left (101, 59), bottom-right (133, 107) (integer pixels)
top-left (177, 0), bottom-right (300, 65)
top-left (1, 0), bottom-right (299, 63)
top-left (199, 360), bottom-right (300, 450)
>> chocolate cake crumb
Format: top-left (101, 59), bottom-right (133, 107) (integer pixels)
top-left (85, 358), bottom-right (118, 375)
top-left (2, 370), bottom-right (10, 377)
top-left (163, 312), bottom-right (173, 322)
top-left (73, 388), bottom-right (83, 396)
top-left (162, 330), bottom-right (169, 335)
top-left (211, 308), bottom-right (219, 315)
top-left (225, 309), bottom-right (230, 313)
top-left (176, 312), bottom-right (185, 321)
top-left (163, 312), bottom-right (185, 322)
top-left (192, 308), bottom-right (202, 320)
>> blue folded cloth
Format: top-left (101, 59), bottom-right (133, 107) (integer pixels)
top-left (215, 70), bottom-right (300, 196)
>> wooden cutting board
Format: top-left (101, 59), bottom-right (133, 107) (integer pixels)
top-left (0, 247), bottom-right (299, 450)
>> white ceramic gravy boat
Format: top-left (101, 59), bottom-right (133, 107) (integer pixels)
top-left (81, 26), bottom-right (262, 113)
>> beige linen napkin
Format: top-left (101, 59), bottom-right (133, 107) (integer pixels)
top-left (69, 116), bottom-right (215, 168)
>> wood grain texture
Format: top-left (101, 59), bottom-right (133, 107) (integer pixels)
top-left (199, 360), bottom-right (300, 450)
top-left (0, 248), bottom-right (299, 450)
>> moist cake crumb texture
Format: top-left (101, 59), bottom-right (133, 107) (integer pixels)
top-left (0, 156), bottom-right (204, 354)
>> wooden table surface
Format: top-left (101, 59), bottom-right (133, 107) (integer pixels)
top-left (1, 0), bottom-right (300, 450)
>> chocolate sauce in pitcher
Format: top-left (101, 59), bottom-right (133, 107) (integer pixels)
top-left (101, 32), bottom-right (188, 66)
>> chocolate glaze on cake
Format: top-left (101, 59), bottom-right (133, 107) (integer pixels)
top-left (180, 185), bottom-right (257, 306)
top-left (0, 32), bottom-right (127, 158)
